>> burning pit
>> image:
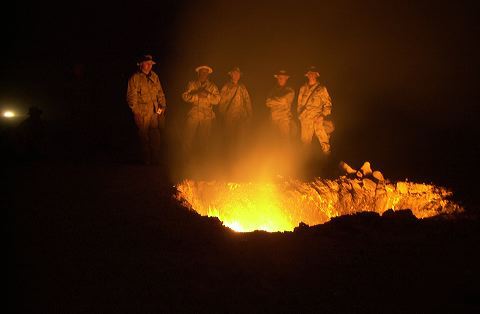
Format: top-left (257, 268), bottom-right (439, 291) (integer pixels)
top-left (175, 170), bottom-right (463, 232)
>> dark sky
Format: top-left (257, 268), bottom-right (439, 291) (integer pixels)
top-left (2, 0), bottom-right (478, 179)
top-left (4, 0), bottom-right (478, 108)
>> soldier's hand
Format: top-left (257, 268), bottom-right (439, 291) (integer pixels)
top-left (134, 114), bottom-right (143, 127)
top-left (323, 107), bottom-right (332, 116)
top-left (199, 90), bottom-right (209, 98)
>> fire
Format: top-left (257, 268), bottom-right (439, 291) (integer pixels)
top-left (176, 176), bottom-right (462, 232)
top-left (179, 181), bottom-right (293, 232)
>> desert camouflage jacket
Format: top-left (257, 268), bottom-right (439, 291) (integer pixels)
top-left (182, 79), bottom-right (220, 120)
top-left (266, 85), bottom-right (295, 121)
top-left (126, 71), bottom-right (166, 116)
top-left (297, 83), bottom-right (332, 120)
top-left (182, 80), bottom-right (220, 106)
top-left (219, 82), bottom-right (253, 120)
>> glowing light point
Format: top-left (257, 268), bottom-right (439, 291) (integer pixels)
top-left (3, 111), bottom-right (15, 118)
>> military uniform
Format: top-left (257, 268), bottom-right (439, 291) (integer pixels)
top-left (182, 79), bottom-right (220, 151)
top-left (266, 85), bottom-right (296, 139)
top-left (126, 70), bottom-right (166, 164)
top-left (297, 82), bottom-right (334, 152)
top-left (219, 82), bottom-right (252, 138)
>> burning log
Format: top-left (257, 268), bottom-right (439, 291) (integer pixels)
top-left (175, 162), bottom-right (462, 232)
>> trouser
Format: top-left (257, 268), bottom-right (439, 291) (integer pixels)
top-left (300, 116), bottom-right (334, 152)
top-left (183, 116), bottom-right (214, 153)
top-left (134, 112), bottom-right (163, 164)
top-left (224, 116), bottom-right (249, 142)
top-left (272, 118), bottom-right (295, 140)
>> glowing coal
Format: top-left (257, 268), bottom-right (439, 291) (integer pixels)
top-left (175, 173), bottom-right (463, 232)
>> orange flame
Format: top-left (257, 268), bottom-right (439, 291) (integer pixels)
top-left (176, 177), bottom-right (462, 232)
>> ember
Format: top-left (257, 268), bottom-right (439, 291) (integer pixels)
top-left (176, 164), bottom-right (462, 232)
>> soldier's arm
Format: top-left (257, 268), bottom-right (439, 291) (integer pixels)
top-left (297, 87), bottom-right (304, 113)
top-left (218, 85), bottom-right (229, 113)
top-left (157, 80), bottom-right (166, 109)
top-left (321, 87), bottom-right (332, 116)
top-left (126, 76), bottom-right (138, 111)
top-left (266, 97), bottom-right (279, 108)
top-left (218, 85), bottom-right (229, 105)
top-left (208, 84), bottom-right (221, 105)
top-left (265, 90), bottom-right (277, 108)
top-left (182, 81), bottom-right (198, 103)
top-left (285, 88), bottom-right (295, 107)
top-left (266, 96), bottom-right (284, 107)
top-left (243, 86), bottom-right (253, 117)
top-left (265, 98), bottom-right (272, 108)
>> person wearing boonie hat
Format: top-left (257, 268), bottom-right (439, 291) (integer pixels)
top-left (126, 54), bottom-right (167, 164)
top-left (195, 65), bottom-right (213, 74)
top-left (297, 65), bottom-right (334, 155)
top-left (218, 66), bottom-right (253, 148)
top-left (182, 64), bottom-right (220, 153)
top-left (136, 54), bottom-right (156, 66)
top-left (265, 70), bottom-right (297, 140)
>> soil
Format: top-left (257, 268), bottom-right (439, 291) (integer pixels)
top-left (8, 162), bottom-right (480, 313)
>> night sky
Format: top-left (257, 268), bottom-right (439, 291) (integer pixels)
top-left (2, 0), bottom-right (479, 183)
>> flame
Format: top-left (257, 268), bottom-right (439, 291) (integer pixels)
top-left (204, 182), bottom-right (292, 232)
top-left (176, 177), bottom-right (462, 232)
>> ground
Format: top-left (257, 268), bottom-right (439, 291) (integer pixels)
top-left (7, 162), bottom-right (479, 313)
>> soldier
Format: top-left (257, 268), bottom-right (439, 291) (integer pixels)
top-left (182, 65), bottom-right (220, 152)
top-left (266, 70), bottom-right (296, 140)
top-left (297, 66), bottom-right (334, 155)
top-left (218, 67), bottom-right (253, 144)
top-left (126, 54), bottom-right (166, 165)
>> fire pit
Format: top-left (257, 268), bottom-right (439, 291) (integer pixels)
top-left (176, 163), bottom-right (462, 232)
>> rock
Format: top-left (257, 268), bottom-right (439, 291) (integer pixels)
top-left (339, 161), bottom-right (357, 175)
top-left (360, 161), bottom-right (373, 176)
top-left (396, 181), bottom-right (408, 194)
top-left (382, 208), bottom-right (416, 221)
top-left (372, 171), bottom-right (385, 182)
top-left (294, 222), bottom-right (310, 232)
top-left (362, 178), bottom-right (377, 192)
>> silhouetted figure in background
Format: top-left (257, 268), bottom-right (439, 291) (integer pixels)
top-left (17, 106), bottom-right (45, 160)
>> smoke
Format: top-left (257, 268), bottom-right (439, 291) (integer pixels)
top-left (150, 0), bottom-right (477, 183)
top-left (165, 105), bottom-right (316, 182)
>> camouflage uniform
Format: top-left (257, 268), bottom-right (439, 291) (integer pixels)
top-left (266, 85), bottom-right (296, 138)
top-left (126, 70), bottom-right (166, 163)
top-left (182, 79), bottom-right (220, 151)
top-left (297, 83), bottom-right (334, 152)
top-left (218, 82), bottom-right (252, 138)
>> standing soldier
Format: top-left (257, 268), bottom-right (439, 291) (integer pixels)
top-left (266, 70), bottom-right (296, 140)
top-left (182, 65), bottom-right (220, 152)
top-left (297, 66), bottom-right (334, 155)
top-left (218, 66), bottom-right (253, 146)
top-left (126, 54), bottom-right (166, 164)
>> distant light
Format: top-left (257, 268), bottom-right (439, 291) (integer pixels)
top-left (3, 111), bottom-right (15, 118)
